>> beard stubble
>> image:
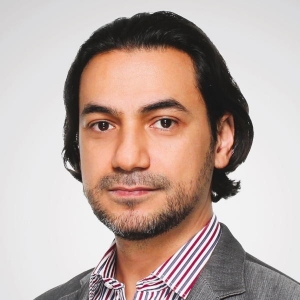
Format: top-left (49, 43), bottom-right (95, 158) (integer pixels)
top-left (84, 146), bottom-right (214, 241)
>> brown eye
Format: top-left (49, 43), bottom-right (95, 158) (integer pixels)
top-left (152, 118), bottom-right (176, 130)
top-left (160, 119), bottom-right (173, 128)
top-left (91, 121), bottom-right (114, 132)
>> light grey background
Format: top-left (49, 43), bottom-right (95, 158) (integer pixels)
top-left (1, 0), bottom-right (299, 299)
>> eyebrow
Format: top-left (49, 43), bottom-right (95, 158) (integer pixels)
top-left (139, 99), bottom-right (189, 114)
top-left (80, 103), bottom-right (122, 118)
top-left (80, 98), bottom-right (189, 118)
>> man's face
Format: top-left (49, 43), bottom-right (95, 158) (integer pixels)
top-left (79, 48), bottom-right (218, 240)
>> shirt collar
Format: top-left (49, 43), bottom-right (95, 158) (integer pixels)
top-left (90, 214), bottom-right (221, 299)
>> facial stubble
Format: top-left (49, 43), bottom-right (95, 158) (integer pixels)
top-left (84, 146), bottom-right (214, 241)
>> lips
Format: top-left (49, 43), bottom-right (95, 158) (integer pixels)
top-left (108, 186), bottom-right (158, 197)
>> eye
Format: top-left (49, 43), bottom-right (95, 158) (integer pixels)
top-left (91, 121), bottom-right (114, 132)
top-left (151, 118), bottom-right (177, 130)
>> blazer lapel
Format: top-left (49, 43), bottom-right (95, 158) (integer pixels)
top-left (187, 223), bottom-right (246, 299)
top-left (186, 275), bottom-right (217, 300)
top-left (77, 271), bottom-right (90, 300)
top-left (58, 271), bottom-right (90, 300)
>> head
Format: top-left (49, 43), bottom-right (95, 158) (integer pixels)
top-left (62, 11), bottom-right (253, 239)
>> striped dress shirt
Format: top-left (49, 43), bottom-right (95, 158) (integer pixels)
top-left (89, 214), bottom-right (221, 300)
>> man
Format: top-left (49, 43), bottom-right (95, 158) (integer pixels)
top-left (36, 11), bottom-right (300, 300)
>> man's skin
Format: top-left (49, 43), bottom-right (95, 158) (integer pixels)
top-left (78, 48), bottom-right (234, 300)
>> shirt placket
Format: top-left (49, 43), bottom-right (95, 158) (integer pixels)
top-left (103, 279), bottom-right (126, 300)
top-left (135, 276), bottom-right (169, 300)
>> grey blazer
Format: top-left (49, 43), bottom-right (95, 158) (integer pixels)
top-left (35, 224), bottom-right (300, 299)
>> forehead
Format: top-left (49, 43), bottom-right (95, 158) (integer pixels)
top-left (79, 48), bottom-right (202, 111)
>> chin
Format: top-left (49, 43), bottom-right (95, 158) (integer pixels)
top-left (92, 200), bottom-right (195, 241)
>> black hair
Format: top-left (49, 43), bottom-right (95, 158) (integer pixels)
top-left (63, 11), bottom-right (254, 202)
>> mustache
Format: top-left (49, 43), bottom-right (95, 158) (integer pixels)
top-left (97, 172), bottom-right (171, 190)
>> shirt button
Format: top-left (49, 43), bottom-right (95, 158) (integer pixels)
top-left (104, 282), bottom-right (113, 289)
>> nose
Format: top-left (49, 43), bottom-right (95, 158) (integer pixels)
top-left (111, 127), bottom-right (150, 172)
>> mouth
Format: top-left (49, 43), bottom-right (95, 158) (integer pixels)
top-left (108, 186), bottom-right (159, 197)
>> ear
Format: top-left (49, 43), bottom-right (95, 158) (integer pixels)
top-left (214, 114), bottom-right (235, 169)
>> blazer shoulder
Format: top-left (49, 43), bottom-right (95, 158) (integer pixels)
top-left (193, 224), bottom-right (300, 300)
top-left (34, 268), bottom-right (93, 300)
top-left (244, 253), bottom-right (300, 299)
top-left (245, 253), bottom-right (299, 284)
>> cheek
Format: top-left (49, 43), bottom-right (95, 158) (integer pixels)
top-left (150, 132), bottom-right (211, 183)
top-left (79, 139), bottom-right (114, 187)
